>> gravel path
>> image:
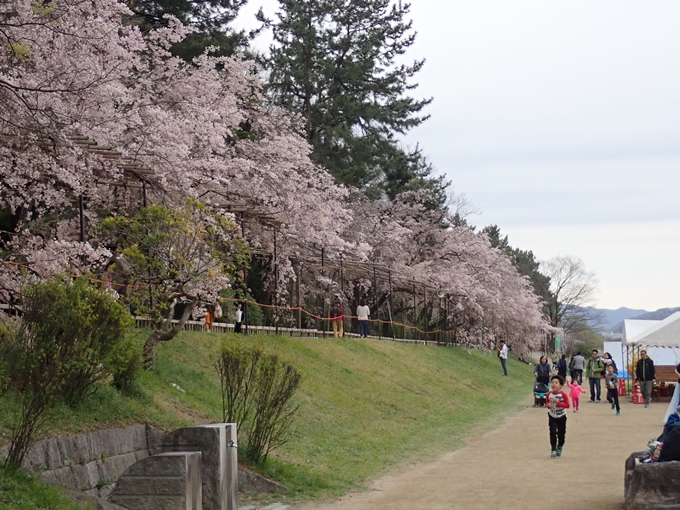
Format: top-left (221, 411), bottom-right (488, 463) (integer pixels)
top-left (294, 396), bottom-right (666, 510)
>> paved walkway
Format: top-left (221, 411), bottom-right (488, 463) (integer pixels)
top-left (295, 396), bottom-right (667, 510)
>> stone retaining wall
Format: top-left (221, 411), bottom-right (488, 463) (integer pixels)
top-left (0, 424), bottom-right (164, 500)
top-left (0, 423), bottom-right (286, 500)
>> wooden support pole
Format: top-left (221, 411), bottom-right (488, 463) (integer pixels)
top-left (79, 193), bottom-right (85, 242)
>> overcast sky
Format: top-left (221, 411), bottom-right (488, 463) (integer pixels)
top-left (237, 1), bottom-right (680, 311)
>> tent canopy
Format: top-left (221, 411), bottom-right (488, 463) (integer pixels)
top-left (623, 312), bottom-right (680, 347)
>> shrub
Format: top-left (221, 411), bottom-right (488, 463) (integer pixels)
top-left (213, 338), bottom-right (301, 463)
top-left (107, 336), bottom-right (143, 396)
top-left (4, 276), bottom-right (132, 467)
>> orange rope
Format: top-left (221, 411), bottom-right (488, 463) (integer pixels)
top-left (1, 260), bottom-right (452, 336)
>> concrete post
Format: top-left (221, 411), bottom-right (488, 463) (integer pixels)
top-left (158, 424), bottom-right (238, 510)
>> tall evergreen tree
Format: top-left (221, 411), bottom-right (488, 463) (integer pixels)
top-left (125, 0), bottom-right (251, 60)
top-left (482, 225), bottom-right (552, 302)
top-left (261, 0), bottom-right (445, 203)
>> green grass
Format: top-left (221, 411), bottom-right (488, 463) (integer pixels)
top-left (0, 464), bottom-right (93, 509)
top-left (0, 329), bottom-right (536, 505)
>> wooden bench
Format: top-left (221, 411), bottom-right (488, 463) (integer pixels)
top-left (651, 365), bottom-right (678, 402)
top-left (654, 365), bottom-right (679, 383)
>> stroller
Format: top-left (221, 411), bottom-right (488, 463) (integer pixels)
top-left (533, 378), bottom-right (549, 407)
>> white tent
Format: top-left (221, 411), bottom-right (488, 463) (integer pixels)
top-left (624, 312), bottom-right (680, 347)
top-left (622, 319), bottom-right (661, 344)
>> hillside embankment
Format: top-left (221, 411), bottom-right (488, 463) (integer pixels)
top-left (0, 330), bottom-right (537, 505)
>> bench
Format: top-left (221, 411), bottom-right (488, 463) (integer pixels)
top-left (651, 365), bottom-right (678, 402)
top-left (655, 365), bottom-right (679, 383)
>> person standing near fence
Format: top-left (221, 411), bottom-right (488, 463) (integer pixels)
top-left (330, 295), bottom-right (344, 338)
top-left (635, 350), bottom-right (656, 408)
top-left (497, 339), bottom-right (508, 377)
top-left (234, 303), bottom-right (243, 333)
top-left (356, 298), bottom-right (370, 338)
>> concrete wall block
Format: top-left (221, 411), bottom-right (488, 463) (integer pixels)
top-left (146, 425), bottom-right (167, 453)
top-left (23, 442), bottom-right (47, 472)
top-left (97, 483), bottom-right (115, 500)
top-left (111, 452), bottom-right (202, 510)
top-left (69, 463), bottom-right (95, 491)
top-left (41, 465), bottom-right (77, 488)
top-left (124, 453), bottom-right (191, 477)
top-left (238, 468), bottom-right (288, 495)
top-left (84, 432), bottom-right (104, 461)
top-left (97, 424), bottom-right (147, 458)
top-left (58, 434), bottom-right (91, 466)
top-left (108, 495), bottom-right (189, 510)
top-left (42, 437), bottom-right (64, 470)
top-left (134, 449), bottom-right (151, 462)
top-left (38, 469), bottom-right (58, 486)
top-left (98, 452), bottom-right (139, 484)
top-left (114, 476), bottom-right (186, 496)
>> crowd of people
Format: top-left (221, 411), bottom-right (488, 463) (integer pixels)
top-left (492, 344), bottom-right (680, 459)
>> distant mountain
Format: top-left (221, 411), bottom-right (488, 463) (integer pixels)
top-left (588, 307), bottom-right (649, 332)
top-left (610, 307), bottom-right (680, 333)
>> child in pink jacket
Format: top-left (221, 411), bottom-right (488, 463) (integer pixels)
top-left (567, 378), bottom-right (586, 412)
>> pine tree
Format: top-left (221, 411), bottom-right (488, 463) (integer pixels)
top-left (261, 0), bottom-right (445, 203)
top-left (125, 0), bottom-right (251, 60)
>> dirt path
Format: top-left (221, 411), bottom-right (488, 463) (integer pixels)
top-left (294, 396), bottom-right (666, 510)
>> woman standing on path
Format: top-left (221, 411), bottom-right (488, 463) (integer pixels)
top-left (534, 356), bottom-right (552, 385)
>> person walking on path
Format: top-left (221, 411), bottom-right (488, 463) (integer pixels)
top-left (498, 339), bottom-right (509, 377)
top-left (605, 364), bottom-right (621, 415)
top-left (557, 354), bottom-right (568, 380)
top-left (546, 375), bottom-right (570, 457)
top-left (602, 352), bottom-right (617, 375)
top-left (635, 350), bottom-right (656, 408)
top-left (534, 355), bottom-right (552, 385)
top-left (663, 362), bottom-right (680, 424)
top-left (330, 295), bottom-right (344, 338)
top-left (356, 299), bottom-right (370, 338)
top-left (572, 351), bottom-right (585, 384)
top-left (585, 349), bottom-right (604, 403)
top-left (566, 378), bottom-right (586, 412)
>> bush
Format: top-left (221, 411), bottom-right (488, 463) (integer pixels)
top-left (4, 276), bottom-right (132, 467)
top-left (213, 338), bottom-right (301, 463)
top-left (108, 336), bottom-right (143, 396)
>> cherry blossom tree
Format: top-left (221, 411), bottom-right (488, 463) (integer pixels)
top-left (99, 200), bottom-right (248, 368)
top-left (0, 0), bottom-right (549, 358)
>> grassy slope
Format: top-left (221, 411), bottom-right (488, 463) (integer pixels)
top-left (0, 329), bottom-right (536, 505)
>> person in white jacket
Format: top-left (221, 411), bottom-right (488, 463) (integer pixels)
top-left (498, 339), bottom-right (508, 377)
top-left (356, 298), bottom-right (370, 338)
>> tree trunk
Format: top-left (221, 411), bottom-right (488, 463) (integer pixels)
top-left (143, 296), bottom-right (198, 370)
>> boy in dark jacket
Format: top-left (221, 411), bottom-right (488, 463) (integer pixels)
top-left (635, 350), bottom-right (655, 408)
